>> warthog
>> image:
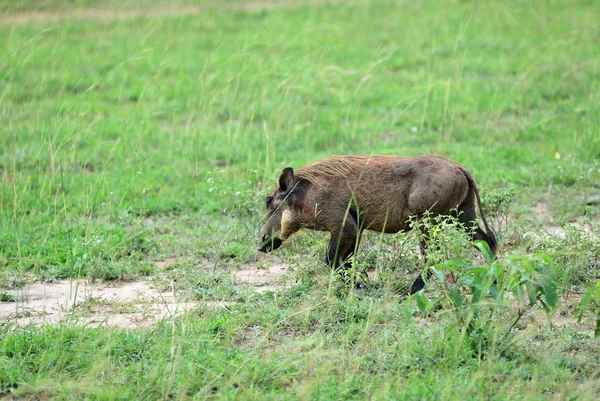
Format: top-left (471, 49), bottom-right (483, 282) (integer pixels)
top-left (258, 155), bottom-right (497, 294)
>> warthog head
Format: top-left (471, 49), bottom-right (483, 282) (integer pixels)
top-left (258, 167), bottom-right (304, 253)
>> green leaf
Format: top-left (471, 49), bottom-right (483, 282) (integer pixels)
top-left (489, 283), bottom-right (500, 301)
top-left (415, 291), bottom-right (430, 314)
top-left (472, 287), bottom-right (483, 304)
top-left (514, 285), bottom-right (526, 304)
top-left (557, 266), bottom-right (570, 289)
top-left (526, 282), bottom-right (537, 306)
top-left (576, 288), bottom-right (593, 323)
top-left (540, 298), bottom-right (551, 315)
top-left (433, 268), bottom-right (445, 285)
top-left (541, 281), bottom-right (558, 308)
top-left (449, 288), bottom-right (463, 309)
top-left (437, 260), bottom-right (466, 274)
top-left (445, 260), bottom-right (469, 268)
top-left (459, 276), bottom-right (475, 287)
top-left (473, 240), bottom-right (495, 264)
top-left (494, 262), bottom-right (504, 283)
top-left (533, 252), bottom-right (554, 267)
top-left (470, 268), bottom-right (488, 275)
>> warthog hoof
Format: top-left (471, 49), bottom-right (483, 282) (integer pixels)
top-left (258, 236), bottom-right (282, 253)
top-left (409, 276), bottom-right (426, 294)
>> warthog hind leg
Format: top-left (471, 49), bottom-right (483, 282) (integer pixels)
top-left (410, 237), bottom-right (431, 294)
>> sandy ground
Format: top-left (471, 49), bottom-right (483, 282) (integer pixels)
top-left (531, 201), bottom-right (598, 239)
top-left (234, 260), bottom-right (292, 292)
top-left (0, 279), bottom-right (200, 329)
top-left (0, 259), bottom-right (292, 329)
top-left (0, 0), bottom-right (349, 25)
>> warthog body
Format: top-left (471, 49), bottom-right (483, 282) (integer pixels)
top-left (259, 155), bottom-right (497, 293)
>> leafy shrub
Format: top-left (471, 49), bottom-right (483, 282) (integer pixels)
top-left (414, 241), bottom-right (567, 355)
top-left (532, 222), bottom-right (600, 285)
top-left (481, 187), bottom-right (517, 238)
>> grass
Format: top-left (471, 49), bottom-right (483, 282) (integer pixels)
top-left (1, 0), bottom-right (599, 399)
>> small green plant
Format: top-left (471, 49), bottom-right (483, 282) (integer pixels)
top-left (0, 292), bottom-right (17, 302)
top-left (415, 242), bottom-right (567, 353)
top-left (481, 187), bottom-right (517, 237)
top-left (576, 280), bottom-right (600, 338)
top-left (408, 211), bottom-right (477, 267)
top-left (71, 296), bottom-right (110, 314)
top-left (533, 222), bottom-right (600, 285)
top-left (190, 268), bottom-right (249, 302)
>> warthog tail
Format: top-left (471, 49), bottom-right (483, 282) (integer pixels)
top-left (463, 170), bottom-right (498, 254)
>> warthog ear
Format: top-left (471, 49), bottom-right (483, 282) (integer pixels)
top-left (278, 167), bottom-right (295, 192)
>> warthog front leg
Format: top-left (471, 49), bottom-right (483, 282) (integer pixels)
top-left (325, 217), bottom-right (367, 286)
top-left (325, 229), bottom-right (357, 271)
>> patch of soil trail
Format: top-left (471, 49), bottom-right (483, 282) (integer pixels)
top-left (0, 5), bottom-right (200, 24)
top-left (532, 202), bottom-right (554, 222)
top-left (520, 292), bottom-right (596, 338)
top-left (235, 260), bottom-right (292, 293)
top-left (0, 0), bottom-right (349, 25)
top-left (531, 201), bottom-right (598, 239)
top-left (0, 279), bottom-right (201, 329)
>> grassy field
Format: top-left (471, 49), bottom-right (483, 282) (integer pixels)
top-left (1, 0), bottom-right (600, 399)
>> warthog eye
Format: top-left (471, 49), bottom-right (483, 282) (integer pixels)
top-left (265, 196), bottom-right (273, 208)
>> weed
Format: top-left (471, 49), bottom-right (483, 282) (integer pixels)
top-left (481, 187), bottom-right (517, 238)
top-left (576, 280), bottom-right (600, 338)
top-left (0, 292), bottom-right (16, 302)
top-left (532, 222), bottom-right (600, 285)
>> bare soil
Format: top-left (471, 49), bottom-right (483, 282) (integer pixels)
top-left (0, 258), bottom-right (293, 329)
top-left (531, 201), bottom-right (598, 238)
top-left (0, 279), bottom-right (201, 329)
top-left (0, 0), bottom-right (349, 25)
top-left (234, 259), bottom-right (293, 292)
top-left (518, 292), bottom-right (597, 338)
top-left (0, 5), bottom-right (201, 24)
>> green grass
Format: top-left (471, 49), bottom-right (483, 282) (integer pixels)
top-left (1, 0), bottom-right (600, 399)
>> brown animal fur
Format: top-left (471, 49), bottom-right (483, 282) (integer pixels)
top-left (259, 155), bottom-right (497, 294)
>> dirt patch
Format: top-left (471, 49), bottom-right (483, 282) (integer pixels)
top-left (0, 256), bottom-right (295, 328)
top-left (531, 201), bottom-right (598, 239)
top-left (0, 5), bottom-right (200, 24)
top-left (235, 259), bottom-right (293, 292)
top-left (518, 291), bottom-right (596, 338)
top-left (532, 201), bottom-right (554, 222)
top-left (0, 0), bottom-right (349, 25)
top-left (154, 257), bottom-right (179, 270)
top-left (545, 220), bottom-right (598, 239)
top-left (0, 279), bottom-right (204, 329)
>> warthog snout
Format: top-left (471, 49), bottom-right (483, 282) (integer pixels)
top-left (258, 235), bottom-right (282, 253)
